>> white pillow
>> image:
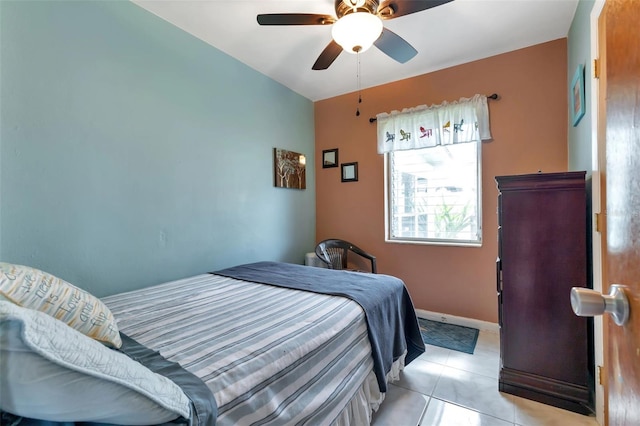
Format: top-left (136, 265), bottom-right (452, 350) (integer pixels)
top-left (0, 262), bottom-right (122, 348)
top-left (0, 301), bottom-right (190, 424)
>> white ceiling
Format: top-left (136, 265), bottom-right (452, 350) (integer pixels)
top-left (133, 0), bottom-right (578, 101)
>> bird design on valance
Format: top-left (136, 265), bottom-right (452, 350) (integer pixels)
top-left (376, 94), bottom-right (492, 154)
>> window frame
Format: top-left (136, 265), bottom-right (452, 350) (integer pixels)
top-left (383, 142), bottom-right (483, 247)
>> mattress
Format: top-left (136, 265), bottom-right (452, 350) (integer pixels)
top-left (103, 273), bottom-right (399, 425)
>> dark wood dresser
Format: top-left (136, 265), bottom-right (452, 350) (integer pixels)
top-left (495, 171), bottom-right (593, 414)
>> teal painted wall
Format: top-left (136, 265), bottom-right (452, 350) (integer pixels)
top-left (567, 0), bottom-right (595, 175)
top-left (0, 1), bottom-right (316, 297)
top-left (567, 0), bottom-right (595, 292)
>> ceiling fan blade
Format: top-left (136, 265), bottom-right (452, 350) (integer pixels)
top-left (377, 0), bottom-right (454, 20)
top-left (257, 13), bottom-right (335, 26)
top-left (312, 40), bottom-right (343, 70)
top-left (374, 27), bottom-right (417, 63)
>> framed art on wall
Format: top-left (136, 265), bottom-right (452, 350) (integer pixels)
top-left (570, 64), bottom-right (585, 126)
top-left (341, 162), bottom-right (358, 182)
top-left (273, 148), bottom-right (306, 189)
top-left (322, 148), bottom-right (338, 168)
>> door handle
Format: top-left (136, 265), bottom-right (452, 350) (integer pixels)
top-left (570, 284), bottom-right (630, 326)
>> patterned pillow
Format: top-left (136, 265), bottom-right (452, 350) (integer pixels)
top-left (0, 262), bottom-right (122, 348)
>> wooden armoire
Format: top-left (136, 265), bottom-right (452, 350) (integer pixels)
top-left (495, 171), bottom-right (593, 414)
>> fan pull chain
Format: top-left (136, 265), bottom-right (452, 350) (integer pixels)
top-left (356, 51), bottom-right (362, 117)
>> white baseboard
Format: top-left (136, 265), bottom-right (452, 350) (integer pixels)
top-left (415, 308), bottom-right (499, 333)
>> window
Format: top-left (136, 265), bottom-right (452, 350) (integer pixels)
top-left (377, 94), bottom-right (491, 246)
top-left (385, 141), bottom-right (482, 246)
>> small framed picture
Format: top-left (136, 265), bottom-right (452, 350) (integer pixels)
top-left (341, 162), bottom-right (358, 182)
top-left (570, 64), bottom-right (585, 127)
top-left (322, 148), bottom-right (339, 168)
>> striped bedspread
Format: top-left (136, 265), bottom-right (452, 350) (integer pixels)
top-left (214, 261), bottom-right (425, 393)
top-left (103, 274), bottom-right (387, 426)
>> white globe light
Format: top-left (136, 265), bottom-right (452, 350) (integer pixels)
top-left (331, 12), bottom-right (383, 54)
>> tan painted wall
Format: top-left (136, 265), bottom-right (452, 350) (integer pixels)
top-left (314, 39), bottom-right (568, 322)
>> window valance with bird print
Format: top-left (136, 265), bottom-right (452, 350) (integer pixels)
top-left (376, 94), bottom-right (492, 154)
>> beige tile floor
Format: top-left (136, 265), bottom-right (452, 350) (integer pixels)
top-left (372, 330), bottom-right (600, 426)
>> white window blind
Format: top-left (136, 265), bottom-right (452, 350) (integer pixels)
top-left (387, 142), bottom-right (481, 244)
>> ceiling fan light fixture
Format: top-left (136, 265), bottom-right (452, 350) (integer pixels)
top-left (344, 0), bottom-right (366, 9)
top-left (331, 12), bottom-right (383, 54)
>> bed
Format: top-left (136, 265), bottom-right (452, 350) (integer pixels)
top-left (0, 261), bottom-right (425, 426)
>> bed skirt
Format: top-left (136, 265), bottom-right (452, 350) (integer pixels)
top-left (333, 352), bottom-right (406, 426)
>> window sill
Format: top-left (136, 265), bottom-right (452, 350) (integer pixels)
top-left (385, 238), bottom-right (482, 248)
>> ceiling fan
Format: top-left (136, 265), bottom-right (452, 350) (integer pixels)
top-left (257, 0), bottom-right (453, 70)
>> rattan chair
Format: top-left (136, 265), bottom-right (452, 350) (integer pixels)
top-left (315, 239), bottom-right (377, 273)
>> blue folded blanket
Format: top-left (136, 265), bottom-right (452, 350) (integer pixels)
top-left (213, 261), bottom-right (425, 392)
